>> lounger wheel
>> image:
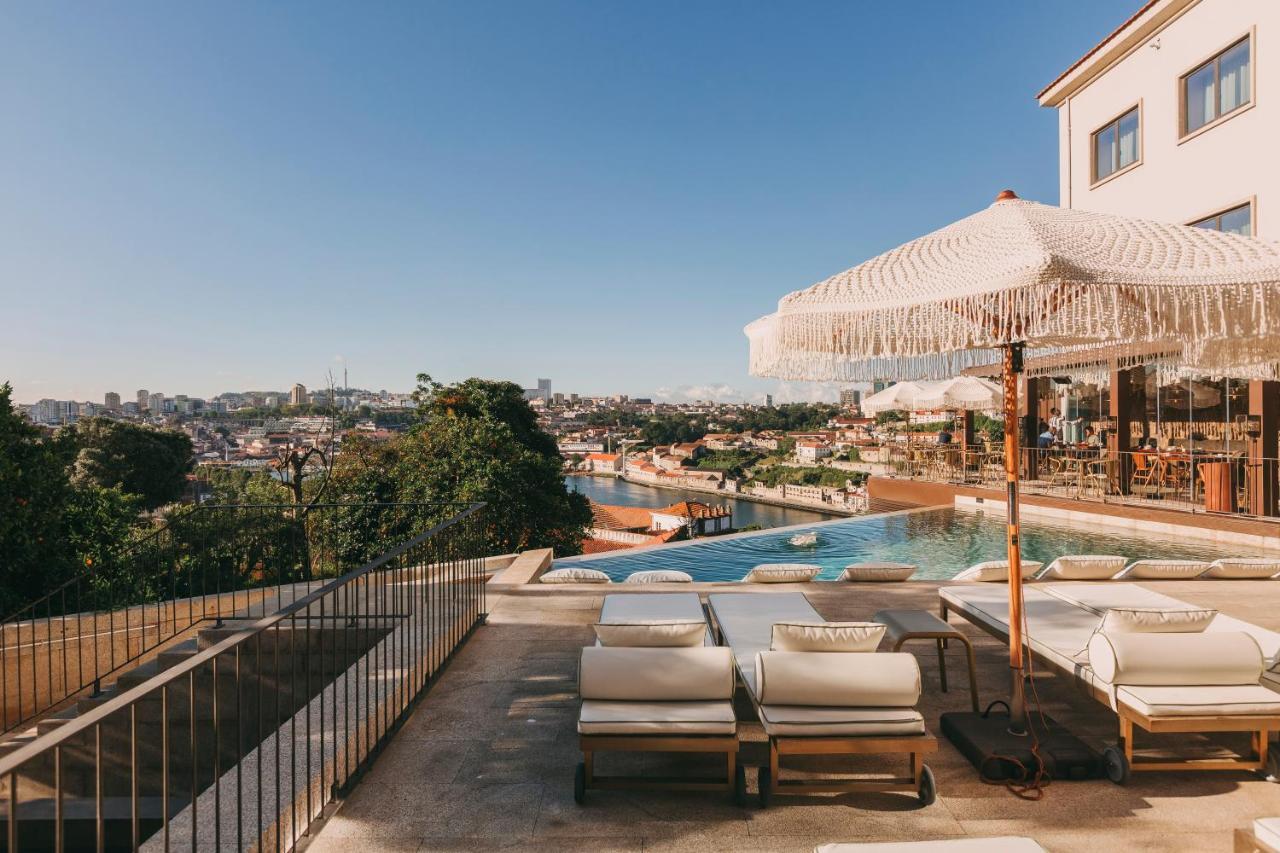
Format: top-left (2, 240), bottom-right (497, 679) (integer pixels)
top-left (757, 766), bottom-right (771, 808)
top-left (1103, 746), bottom-right (1130, 785)
top-left (917, 764), bottom-right (937, 805)
top-left (573, 761), bottom-right (586, 804)
top-left (733, 763), bottom-right (746, 806)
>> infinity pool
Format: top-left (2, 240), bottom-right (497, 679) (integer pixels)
top-left (556, 507), bottom-right (1256, 582)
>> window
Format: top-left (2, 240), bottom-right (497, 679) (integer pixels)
top-left (1191, 202), bottom-right (1253, 236)
top-left (1092, 106), bottom-right (1140, 183)
top-left (1183, 36), bottom-right (1251, 135)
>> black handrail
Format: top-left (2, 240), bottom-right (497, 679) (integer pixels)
top-left (0, 501), bottom-right (488, 851)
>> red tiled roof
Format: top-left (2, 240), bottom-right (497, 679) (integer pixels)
top-left (657, 501), bottom-right (731, 519)
top-left (584, 452), bottom-right (619, 461)
top-left (590, 502), bottom-right (656, 531)
top-left (580, 538), bottom-right (635, 555)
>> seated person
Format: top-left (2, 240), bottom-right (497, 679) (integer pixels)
top-left (936, 428), bottom-right (952, 445)
top-left (1144, 437), bottom-right (1159, 450)
top-left (1037, 424), bottom-right (1055, 449)
top-left (1083, 426), bottom-right (1101, 448)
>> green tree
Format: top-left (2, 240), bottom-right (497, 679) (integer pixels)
top-left (0, 383), bottom-right (78, 613)
top-left (330, 375), bottom-right (593, 557)
top-left (65, 417), bottom-right (194, 510)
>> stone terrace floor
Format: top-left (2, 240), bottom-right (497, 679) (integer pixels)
top-left (303, 580), bottom-right (1280, 852)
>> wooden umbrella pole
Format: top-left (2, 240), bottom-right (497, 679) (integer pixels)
top-left (1003, 343), bottom-right (1028, 735)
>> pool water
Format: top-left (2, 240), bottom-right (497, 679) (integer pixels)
top-left (557, 507), bottom-right (1257, 582)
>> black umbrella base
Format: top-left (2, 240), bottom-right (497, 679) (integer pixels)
top-left (941, 708), bottom-right (1101, 782)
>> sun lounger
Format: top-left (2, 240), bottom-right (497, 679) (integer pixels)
top-left (707, 592), bottom-right (938, 806)
top-left (1040, 583), bottom-right (1280, 691)
top-left (1244, 818), bottom-right (1280, 853)
top-left (815, 840), bottom-right (1046, 853)
top-left (940, 583), bottom-right (1280, 783)
top-left (576, 593), bottom-right (743, 804)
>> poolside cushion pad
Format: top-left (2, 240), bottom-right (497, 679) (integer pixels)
top-left (755, 651), bottom-right (921, 707)
top-left (757, 705), bottom-right (925, 737)
top-left (1039, 555), bottom-right (1127, 580)
top-left (707, 592), bottom-right (825, 694)
top-left (816, 838), bottom-right (1046, 853)
top-left (599, 592), bottom-right (714, 646)
top-left (1115, 559), bottom-right (1210, 580)
top-left (1087, 631), bottom-right (1263, 686)
top-left (1099, 607), bottom-right (1216, 633)
top-left (594, 620), bottom-right (706, 648)
top-left (578, 699), bottom-right (736, 735)
top-left (579, 647), bottom-right (734, 701)
top-left (743, 563), bottom-right (822, 583)
top-left (1116, 684), bottom-right (1280, 718)
top-left (623, 570), bottom-right (693, 584)
top-left (842, 563), bottom-right (916, 582)
top-left (1204, 558), bottom-right (1280, 579)
top-left (1256, 818), bottom-right (1280, 851)
top-left (540, 567), bottom-right (610, 584)
top-left (770, 621), bottom-right (885, 652)
top-left (952, 559), bottom-right (1043, 582)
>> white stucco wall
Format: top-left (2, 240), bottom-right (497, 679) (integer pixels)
top-left (1054, 0), bottom-right (1277, 238)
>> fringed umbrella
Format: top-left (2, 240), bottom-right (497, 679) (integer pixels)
top-left (859, 381), bottom-right (929, 416)
top-left (746, 190), bottom-right (1280, 735)
top-left (912, 377), bottom-right (1003, 412)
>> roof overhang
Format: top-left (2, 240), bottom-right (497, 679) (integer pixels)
top-left (1037, 0), bottom-right (1197, 107)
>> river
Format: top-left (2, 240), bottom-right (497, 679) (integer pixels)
top-left (564, 475), bottom-right (834, 530)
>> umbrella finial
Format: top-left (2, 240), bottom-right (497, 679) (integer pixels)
top-left (995, 189), bottom-right (1019, 202)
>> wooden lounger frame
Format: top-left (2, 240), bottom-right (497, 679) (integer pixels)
top-left (761, 731), bottom-right (937, 803)
top-left (577, 733), bottom-right (743, 801)
top-left (704, 603), bottom-right (938, 805)
top-left (940, 596), bottom-right (1280, 780)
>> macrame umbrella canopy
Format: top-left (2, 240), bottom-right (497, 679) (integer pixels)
top-left (747, 193), bottom-right (1280, 382)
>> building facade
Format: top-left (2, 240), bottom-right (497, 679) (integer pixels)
top-left (290, 383), bottom-right (307, 406)
top-left (104, 392), bottom-right (121, 412)
top-left (137, 389), bottom-right (149, 411)
top-left (1040, 0), bottom-right (1277, 238)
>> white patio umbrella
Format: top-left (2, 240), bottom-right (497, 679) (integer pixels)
top-left (859, 381), bottom-right (928, 416)
top-left (912, 376), bottom-right (1003, 412)
top-left (746, 190), bottom-right (1280, 732)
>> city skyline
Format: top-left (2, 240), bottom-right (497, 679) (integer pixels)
top-left (4, 1), bottom-right (1128, 405)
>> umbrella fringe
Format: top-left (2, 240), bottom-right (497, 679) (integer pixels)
top-left (748, 278), bottom-right (1280, 382)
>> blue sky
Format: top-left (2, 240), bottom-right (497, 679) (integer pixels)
top-left (3, 1), bottom-right (1133, 404)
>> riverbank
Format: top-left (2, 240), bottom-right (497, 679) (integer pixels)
top-left (564, 472), bottom-right (850, 528)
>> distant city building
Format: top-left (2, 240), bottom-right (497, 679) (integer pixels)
top-left (523, 378), bottom-right (552, 403)
top-left (264, 395), bottom-right (281, 408)
top-left (123, 402), bottom-right (140, 415)
top-left (765, 394), bottom-right (773, 407)
top-left (104, 391), bottom-right (122, 411)
top-left (290, 383), bottom-right (307, 406)
top-left (137, 389), bottom-right (150, 411)
top-left (148, 392), bottom-right (165, 414)
top-left (840, 388), bottom-right (862, 409)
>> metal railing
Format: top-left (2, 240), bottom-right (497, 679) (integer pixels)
top-left (0, 501), bottom-right (486, 852)
top-left (1, 502), bottom-right (459, 736)
top-left (885, 444), bottom-right (1280, 520)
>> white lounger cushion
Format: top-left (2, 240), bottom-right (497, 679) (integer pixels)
top-left (816, 839), bottom-right (1046, 853)
top-left (757, 705), bottom-right (925, 737)
top-left (1256, 818), bottom-right (1280, 851)
top-left (541, 567), bottom-right (610, 584)
top-left (1204, 558), bottom-right (1280, 579)
top-left (770, 622), bottom-right (885, 652)
top-left (1088, 631), bottom-right (1263, 686)
top-left (624, 570), bottom-right (693, 584)
top-left (1115, 559), bottom-right (1210, 580)
top-left (1116, 684), bottom-right (1280, 718)
top-left (707, 592), bottom-right (825, 694)
top-left (594, 620), bottom-right (706, 648)
top-left (1098, 607), bottom-right (1217, 634)
top-left (755, 651), bottom-right (921, 707)
top-left (577, 699), bottom-right (736, 735)
top-left (1042, 583), bottom-right (1280, 674)
top-left (841, 563), bottom-right (916, 582)
top-left (579, 647), bottom-right (734, 701)
top-left (1039, 555), bottom-right (1127, 580)
top-left (599, 592), bottom-right (714, 646)
top-left (743, 563), bottom-right (822, 583)
top-left (953, 559), bottom-right (1043, 582)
